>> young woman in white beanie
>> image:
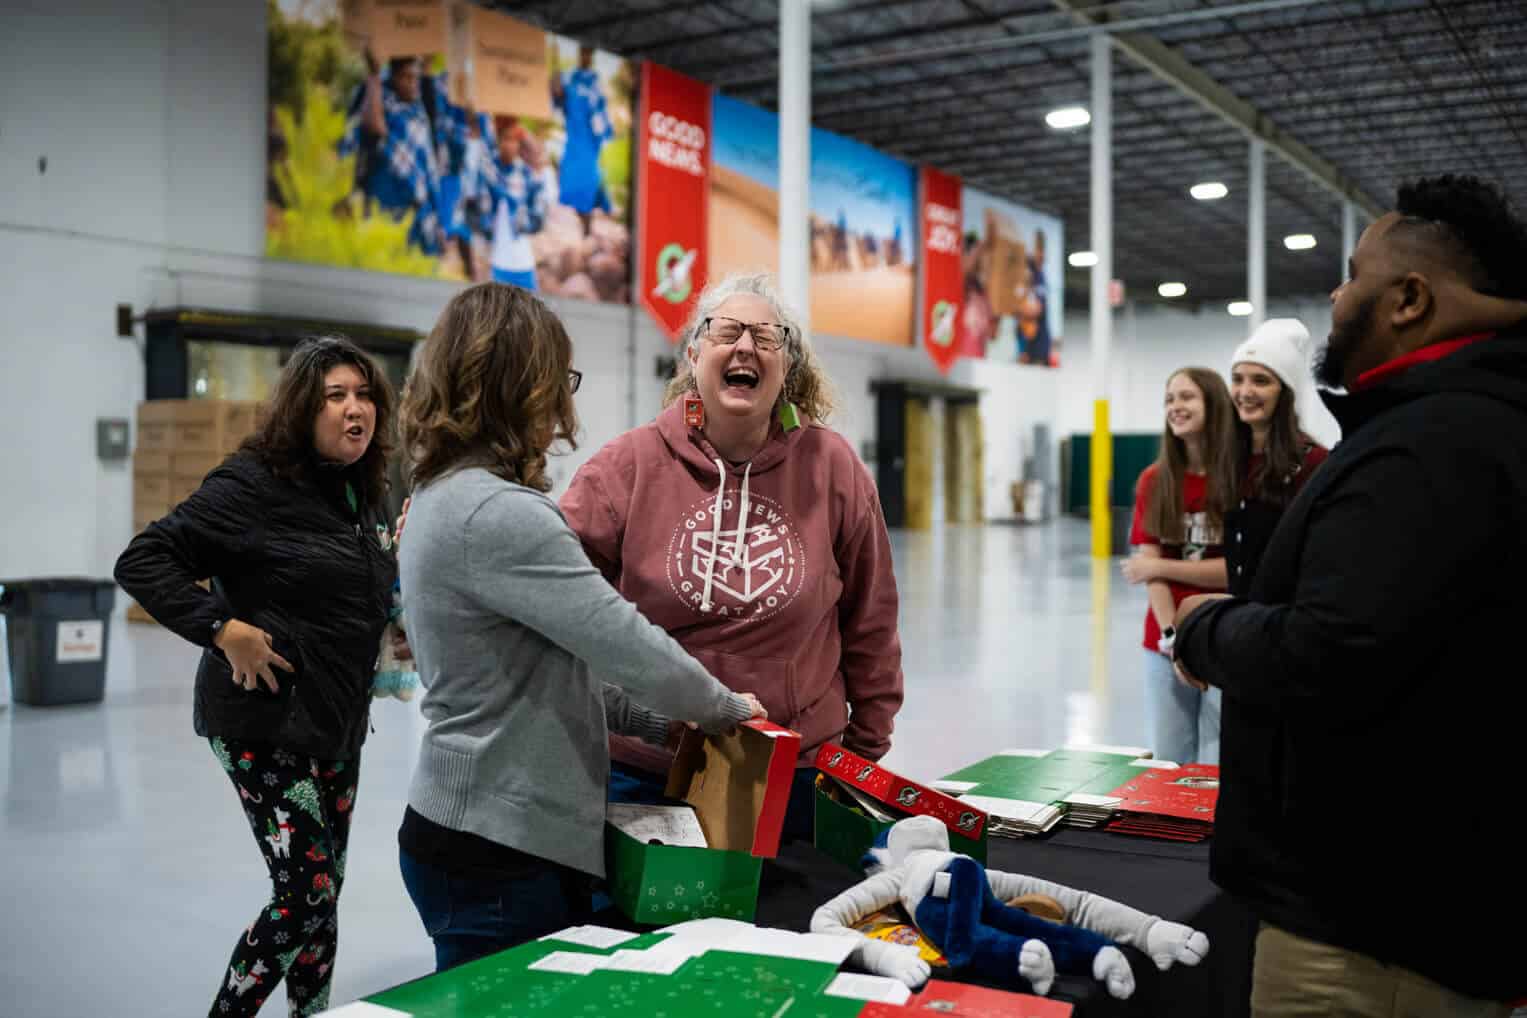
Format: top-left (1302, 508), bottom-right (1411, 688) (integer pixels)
top-left (1225, 319), bottom-right (1338, 597)
top-left (1121, 367), bottom-right (1238, 765)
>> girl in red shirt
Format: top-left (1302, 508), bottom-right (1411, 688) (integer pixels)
top-left (1122, 367), bottom-right (1237, 764)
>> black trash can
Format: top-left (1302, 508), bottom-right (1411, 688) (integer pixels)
top-left (0, 578), bottom-right (116, 705)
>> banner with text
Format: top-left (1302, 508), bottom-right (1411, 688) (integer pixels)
top-left (920, 167), bottom-right (964, 374)
top-left (638, 63), bottom-right (711, 340)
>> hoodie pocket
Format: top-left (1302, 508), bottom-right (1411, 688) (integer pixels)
top-left (687, 648), bottom-right (798, 727)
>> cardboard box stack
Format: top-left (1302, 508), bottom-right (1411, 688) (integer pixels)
top-left (127, 400), bottom-right (258, 624)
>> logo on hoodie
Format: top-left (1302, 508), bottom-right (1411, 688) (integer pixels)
top-left (667, 492), bottom-right (806, 621)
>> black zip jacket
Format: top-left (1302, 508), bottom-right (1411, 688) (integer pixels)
top-left (1177, 324), bottom-right (1527, 1002)
top-left (115, 451), bottom-right (397, 760)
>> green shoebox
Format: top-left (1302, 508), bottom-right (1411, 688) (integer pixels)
top-left (605, 720), bottom-right (800, 925)
top-left (813, 744), bottom-right (988, 871)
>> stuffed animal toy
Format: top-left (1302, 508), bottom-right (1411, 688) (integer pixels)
top-left (371, 582), bottom-right (419, 701)
top-left (810, 815), bottom-right (1209, 999)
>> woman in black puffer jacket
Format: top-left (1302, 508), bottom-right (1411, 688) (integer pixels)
top-left (115, 335), bottom-right (398, 1018)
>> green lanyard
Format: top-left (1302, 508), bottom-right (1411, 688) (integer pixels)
top-left (344, 482), bottom-right (359, 515)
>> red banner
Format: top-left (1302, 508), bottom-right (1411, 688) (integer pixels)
top-left (638, 63), bottom-right (711, 341)
top-left (920, 167), bottom-right (964, 373)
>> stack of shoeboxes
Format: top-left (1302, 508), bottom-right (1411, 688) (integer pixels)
top-left (127, 400), bottom-right (258, 624)
top-left (814, 743), bottom-right (990, 869)
top-left (605, 719), bottom-right (802, 924)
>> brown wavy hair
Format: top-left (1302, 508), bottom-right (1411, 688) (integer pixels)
top-left (662, 273), bottom-right (837, 424)
top-left (1235, 383), bottom-right (1310, 506)
top-left (400, 283), bottom-right (578, 492)
top-left (240, 335), bottom-right (395, 509)
top-left (1145, 367), bottom-right (1238, 543)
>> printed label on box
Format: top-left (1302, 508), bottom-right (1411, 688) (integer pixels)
top-left (56, 620), bottom-right (104, 663)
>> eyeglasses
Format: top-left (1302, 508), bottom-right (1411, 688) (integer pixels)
top-left (702, 316), bottom-right (791, 352)
top-left (568, 369), bottom-right (582, 393)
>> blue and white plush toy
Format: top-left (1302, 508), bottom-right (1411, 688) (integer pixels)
top-left (810, 815), bottom-right (1209, 999)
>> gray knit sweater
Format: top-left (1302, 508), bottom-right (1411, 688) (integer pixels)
top-left (399, 468), bottom-right (753, 876)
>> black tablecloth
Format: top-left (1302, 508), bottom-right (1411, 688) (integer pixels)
top-left (748, 830), bottom-right (1254, 1017)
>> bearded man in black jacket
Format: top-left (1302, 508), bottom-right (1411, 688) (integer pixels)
top-left (1174, 175), bottom-right (1527, 1016)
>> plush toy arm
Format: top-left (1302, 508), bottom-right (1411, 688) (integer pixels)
top-left (984, 869), bottom-right (1161, 954)
top-left (810, 870), bottom-right (930, 989)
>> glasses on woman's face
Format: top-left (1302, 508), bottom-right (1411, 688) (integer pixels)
top-left (568, 369), bottom-right (583, 394)
top-left (702, 316), bottom-right (790, 352)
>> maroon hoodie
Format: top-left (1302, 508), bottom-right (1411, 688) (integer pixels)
top-left (561, 402), bottom-right (904, 772)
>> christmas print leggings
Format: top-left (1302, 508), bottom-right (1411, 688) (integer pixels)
top-left (208, 737), bottom-right (360, 1018)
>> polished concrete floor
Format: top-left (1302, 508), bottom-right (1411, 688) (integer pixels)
top-left (1, 519), bottom-right (1156, 1017)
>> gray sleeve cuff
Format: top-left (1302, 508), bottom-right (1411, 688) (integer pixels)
top-left (700, 692), bottom-right (755, 734)
top-left (625, 704), bottom-right (674, 747)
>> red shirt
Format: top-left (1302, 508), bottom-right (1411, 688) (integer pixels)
top-left (1130, 464), bottom-right (1224, 651)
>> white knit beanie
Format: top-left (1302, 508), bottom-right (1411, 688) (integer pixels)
top-left (1231, 319), bottom-right (1341, 449)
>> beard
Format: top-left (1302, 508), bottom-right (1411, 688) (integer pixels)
top-left (1317, 293), bottom-right (1380, 389)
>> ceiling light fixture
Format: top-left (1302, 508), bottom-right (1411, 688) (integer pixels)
top-left (1157, 282), bottom-right (1187, 298)
top-left (1045, 106), bottom-right (1091, 130)
top-left (1190, 182), bottom-right (1228, 201)
top-left (1284, 233), bottom-right (1317, 251)
top-left (1068, 251), bottom-right (1099, 268)
top-left (1228, 301), bottom-right (1254, 317)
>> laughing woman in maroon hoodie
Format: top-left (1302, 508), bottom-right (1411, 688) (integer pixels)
top-left (561, 273), bottom-right (905, 838)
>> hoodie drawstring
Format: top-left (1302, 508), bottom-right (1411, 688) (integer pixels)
top-left (699, 460), bottom-right (753, 614)
top-left (701, 458), bottom-right (726, 613)
top-left (732, 463), bottom-right (752, 572)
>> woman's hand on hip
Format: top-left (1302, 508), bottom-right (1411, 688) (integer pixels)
top-left (214, 620), bottom-right (294, 693)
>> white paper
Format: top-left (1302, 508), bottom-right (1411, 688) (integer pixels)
top-left (1065, 793), bottom-right (1123, 807)
top-left (1068, 743), bottom-right (1153, 759)
top-left (56, 620), bottom-right (104, 663)
top-left (997, 748), bottom-right (1047, 758)
top-left (824, 973), bottom-right (914, 1004)
top-left (1131, 758), bottom-right (1180, 769)
top-left (540, 925), bottom-right (640, 949)
top-left (527, 951), bottom-right (606, 975)
top-left (722, 928), bottom-right (859, 965)
top-left (313, 1004), bottom-right (413, 1018)
top-left (606, 803), bottom-right (708, 848)
top-left (599, 947), bottom-right (691, 975)
top-left (960, 794), bottom-right (1057, 823)
top-left (931, 779), bottom-right (978, 794)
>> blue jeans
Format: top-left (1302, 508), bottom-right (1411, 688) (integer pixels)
top-left (399, 848), bottom-right (590, 973)
top-left (1143, 649), bottom-right (1221, 765)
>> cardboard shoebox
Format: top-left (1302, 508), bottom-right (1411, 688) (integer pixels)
top-left (605, 719), bottom-right (800, 925)
top-left (814, 743), bottom-right (989, 871)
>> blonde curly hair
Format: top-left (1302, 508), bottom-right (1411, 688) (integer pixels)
top-left (662, 273), bottom-right (837, 424)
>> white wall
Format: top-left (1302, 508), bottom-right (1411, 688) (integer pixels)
top-left (0, 0), bottom-right (1341, 583)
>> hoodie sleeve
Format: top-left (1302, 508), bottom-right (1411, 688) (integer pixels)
top-left (835, 458), bottom-right (905, 761)
top-left (560, 456), bottom-right (623, 585)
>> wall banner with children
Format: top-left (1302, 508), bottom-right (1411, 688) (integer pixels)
top-left (266, 0), bottom-right (635, 304)
top-left (637, 63), bottom-right (711, 341)
top-left (919, 167), bottom-right (965, 374)
top-left (959, 187), bottom-right (1066, 367)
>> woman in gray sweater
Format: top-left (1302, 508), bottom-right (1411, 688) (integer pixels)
top-left (395, 282), bottom-right (764, 971)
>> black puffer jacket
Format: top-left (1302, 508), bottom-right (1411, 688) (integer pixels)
top-left (1178, 325), bottom-right (1527, 1002)
top-left (115, 451), bottom-right (397, 760)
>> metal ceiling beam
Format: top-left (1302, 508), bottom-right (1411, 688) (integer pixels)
top-left (1051, 0), bottom-right (1385, 217)
top-left (712, 0), bottom-right (1331, 89)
